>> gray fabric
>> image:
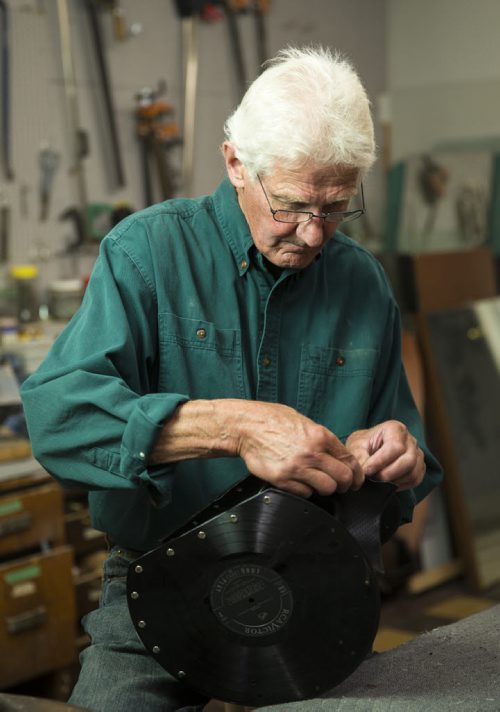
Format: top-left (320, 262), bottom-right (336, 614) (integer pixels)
top-left (256, 604), bottom-right (500, 712)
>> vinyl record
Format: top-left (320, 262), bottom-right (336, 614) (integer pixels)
top-left (127, 488), bottom-right (380, 706)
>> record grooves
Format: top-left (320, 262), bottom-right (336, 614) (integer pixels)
top-left (127, 479), bottom-right (398, 706)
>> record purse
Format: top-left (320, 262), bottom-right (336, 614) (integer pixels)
top-left (127, 475), bottom-right (400, 707)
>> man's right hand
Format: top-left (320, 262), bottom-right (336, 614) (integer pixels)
top-left (233, 400), bottom-right (364, 498)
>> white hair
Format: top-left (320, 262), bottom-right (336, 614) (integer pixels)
top-left (224, 46), bottom-right (376, 178)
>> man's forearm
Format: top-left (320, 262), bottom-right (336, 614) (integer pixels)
top-left (148, 399), bottom-right (243, 465)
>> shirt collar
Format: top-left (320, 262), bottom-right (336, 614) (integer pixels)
top-left (212, 177), bottom-right (254, 276)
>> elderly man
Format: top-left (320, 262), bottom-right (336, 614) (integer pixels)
top-left (21, 46), bottom-right (441, 712)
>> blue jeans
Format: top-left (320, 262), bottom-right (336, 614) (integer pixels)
top-left (69, 546), bottom-right (210, 712)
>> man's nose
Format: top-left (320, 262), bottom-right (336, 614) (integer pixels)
top-left (297, 216), bottom-right (328, 247)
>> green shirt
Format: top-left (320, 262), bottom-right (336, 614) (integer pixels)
top-left (21, 178), bottom-right (442, 551)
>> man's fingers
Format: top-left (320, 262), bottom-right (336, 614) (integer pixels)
top-left (368, 448), bottom-right (426, 490)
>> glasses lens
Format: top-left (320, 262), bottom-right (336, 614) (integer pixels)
top-left (274, 210), bottom-right (311, 224)
top-left (325, 209), bottom-right (364, 224)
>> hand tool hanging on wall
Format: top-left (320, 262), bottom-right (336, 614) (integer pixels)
top-left (222, 0), bottom-right (247, 100)
top-left (173, 0), bottom-right (202, 197)
top-left (106, 0), bottom-right (142, 42)
top-left (83, 0), bottom-right (126, 190)
top-left (0, 190), bottom-right (10, 263)
top-left (253, 0), bottom-right (270, 71)
top-left (56, 0), bottom-right (89, 241)
top-left (19, 184), bottom-right (30, 219)
top-left (38, 145), bottom-right (60, 221)
top-left (0, 0), bottom-right (14, 181)
top-left (211, 0), bottom-right (271, 100)
top-left (134, 83), bottom-right (181, 207)
top-left (109, 0), bottom-right (127, 41)
top-left (60, 206), bottom-right (86, 252)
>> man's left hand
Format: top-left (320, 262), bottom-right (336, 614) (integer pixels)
top-left (345, 420), bottom-right (426, 491)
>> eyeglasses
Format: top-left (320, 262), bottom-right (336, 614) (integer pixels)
top-left (257, 174), bottom-right (365, 225)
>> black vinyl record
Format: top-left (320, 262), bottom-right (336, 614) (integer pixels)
top-left (127, 486), bottom-right (383, 707)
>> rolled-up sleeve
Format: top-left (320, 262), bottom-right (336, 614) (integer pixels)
top-left (20, 228), bottom-right (188, 501)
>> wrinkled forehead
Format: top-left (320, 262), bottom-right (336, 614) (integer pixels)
top-left (262, 161), bottom-right (361, 198)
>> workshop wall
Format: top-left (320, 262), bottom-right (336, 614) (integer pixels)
top-left (0, 0), bottom-right (386, 301)
top-left (387, 0), bottom-right (500, 159)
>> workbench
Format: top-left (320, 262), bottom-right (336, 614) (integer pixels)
top-left (256, 604), bottom-right (500, 712)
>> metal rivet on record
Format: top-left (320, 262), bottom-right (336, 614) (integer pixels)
top-left (134, 565), bottom-right (143, 574)
top-left (263, 495), bottom-right (271, 504)
top-left (229, 513), bottom-right (238, 523)
top-left (166, 547), bottom-right (175, 556)
top-left (152, 645), bottom-right (160, 654)
top-left (138, 620), bottom-right (146, 628)
top-left (130, 591), bottom-right (139, 600)
top-left (197, 531), bottom-right (206, 539)
top-left (178, 670), bottom-right (186, 679)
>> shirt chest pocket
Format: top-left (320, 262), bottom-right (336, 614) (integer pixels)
top-left (158, 312), bottom-right (247, 399)
top-left (297, 344), bottom-right (379, 439)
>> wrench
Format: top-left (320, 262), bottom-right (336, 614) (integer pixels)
top-left (39, 145), bottom-right (60, 221)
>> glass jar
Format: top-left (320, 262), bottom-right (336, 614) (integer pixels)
top-left (48, 278), bottom-right (84, 320)
top-left (9, 265), bottom-right (39, 323)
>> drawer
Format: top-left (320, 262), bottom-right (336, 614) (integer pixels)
top-left (65, 510), bottom-right (106, 557)
top-left (0, 546), bottom-right (77, 688)
top-left (74, 569), bottom-right (102, 618)
top-left (0, 483), bottom-right (65, 557)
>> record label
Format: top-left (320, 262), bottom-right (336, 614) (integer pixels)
top-left (210, 564), bottom-right (293, 637)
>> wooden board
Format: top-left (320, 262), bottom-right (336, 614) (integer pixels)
top-left (418, 296), bottom-right (500, 589)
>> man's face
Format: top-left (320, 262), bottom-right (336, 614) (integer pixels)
top-left (224, 146), bottom-right (361, 270)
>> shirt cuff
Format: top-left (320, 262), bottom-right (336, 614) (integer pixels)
top-left (120, 392), bottom-right (189, 503)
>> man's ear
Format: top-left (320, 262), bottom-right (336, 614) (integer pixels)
top-left (223, 142), bottom-right (245, 188)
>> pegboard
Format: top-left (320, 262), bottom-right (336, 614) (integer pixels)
top-left (0, 0), bottom-right (386, 297)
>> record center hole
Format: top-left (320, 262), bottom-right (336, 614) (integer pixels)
top-left (248, 597), bottom-right (255, 603)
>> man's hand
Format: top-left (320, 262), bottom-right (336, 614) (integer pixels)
top-left (345, 420), bottom-right (425, 491)
top-left (234, 401), bottom-right (364, 498)
top-left (150, 399), bottom-right (364, 498)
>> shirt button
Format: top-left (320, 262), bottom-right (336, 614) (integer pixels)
top-left (139, 451), bottom-right (146, 460)
top-left (196, 328), bottom-right (207, 339)
top-left (262, 356), bottom-right (271, 367)
top-left (335, 356), bottom-right (345, 366)
top-left (240, 259), bottom-right (248, 270)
